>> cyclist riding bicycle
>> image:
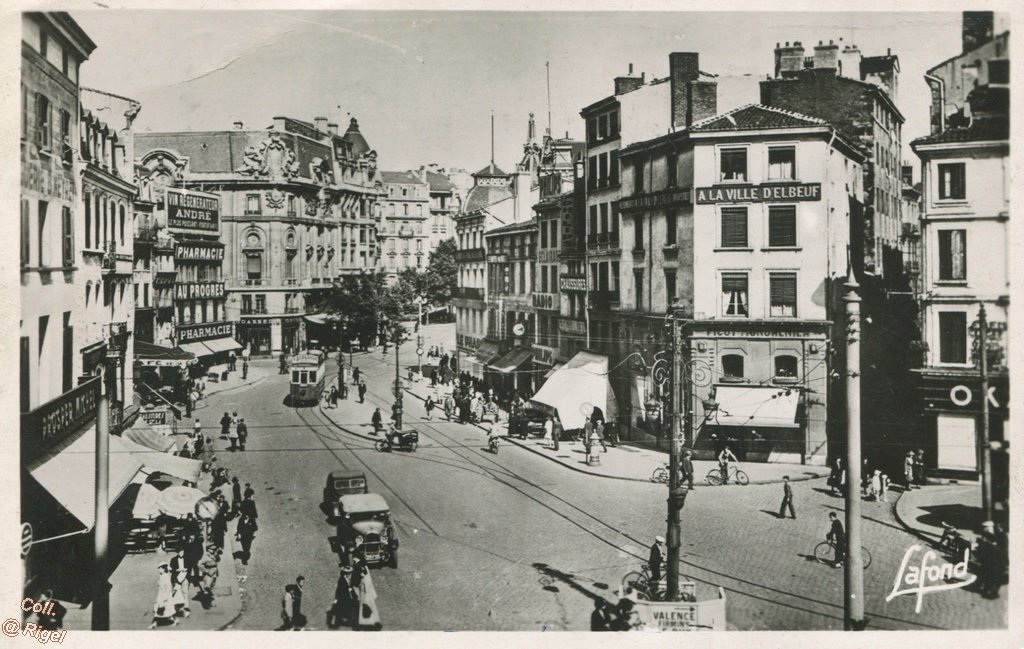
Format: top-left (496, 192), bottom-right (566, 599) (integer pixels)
top-left (718, 446), bottom-right (738, 483)
top-left (826, 512), bottom-right (846, 568)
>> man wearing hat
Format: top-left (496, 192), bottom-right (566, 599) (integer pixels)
top-left (331, 565), bottom-right (359, 629)
top-left (976, 521), bottom-right (1005, 599)
top-left (648, 535), bottom-right (667, 590)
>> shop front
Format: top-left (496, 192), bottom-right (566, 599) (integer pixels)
top-left (486, 348), bottom-right (534, 399)
top-left (531, 351), bottom-right (618, 433)
top-left (237, 315), bottom-right (305, 357)
top-left (175, 321), bottom-right (242, 371)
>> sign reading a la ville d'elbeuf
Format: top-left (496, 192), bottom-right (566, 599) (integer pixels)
top-left (695, 183), bottom-right (821, 204)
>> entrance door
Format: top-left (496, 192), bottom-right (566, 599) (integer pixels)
top-left (936, 414), bottom-right (977, 471)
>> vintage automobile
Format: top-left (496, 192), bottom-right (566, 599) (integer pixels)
top-left (323, 470), bottom-right (368, 518)
top-left (332, 493), bottom-right (399, 568)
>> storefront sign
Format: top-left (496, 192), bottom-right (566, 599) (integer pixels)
top-left (175, 243), bottom-right (225, 261)
top-left (559, 275), bottom-right (587, 292)
top-left (21, 376), bottom-right (101, 461)
top-left (177, 322), bottom-right (234, 343)
top-left (532, 293), bottom-right (559, 310)
top-left (532, 345), bottom-right (558, 366)
top-left (166, 188), bottom-right (220, 232)
top-left (628, 588), bottom-right (727, 631)
top-left (559, 318), bottom-right (587, 336)
top-left (174, 282), bottom-right (225, 300)
top-left (537, 249), bottom-right (559, 263)
top-left (970, 320), bottom-right (1008, 371)
top-left (921, 375), bottom-right (1009, 414)
top-left (695, 183), bottom-right (821, 204)
top-left (239, 316), bottom-right (302, 326)
top-left (619, 188), bottom-right (692, 212)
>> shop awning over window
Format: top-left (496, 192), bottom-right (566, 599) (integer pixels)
top-left (531, 351), bottom-right (618, 430)
top-left (116, 437), bottom-right (203, 484)
top-left (123, 417), bottom-right (177, 453)
top-left (29, 430), bottom-right (144, 529)
top-left (203, 337), bottom-right (243, 354)
top-left (476, 341), bottom-right (500, 364)
top-left (710, 385), bottom-right (801, 428)
top-left (178, 341), bottom-right (213, 357)
top-left (135, 340), bottom-right (196, 368)
top-left (487, 349), bottom-right (532, 373)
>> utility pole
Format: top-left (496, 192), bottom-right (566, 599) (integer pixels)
top-left (393, 325), bottom-right (403, 432)
top-left (92, 367), bottom-right (110, 631)
top-left (979, 304), bottom-right (993, 522)
top-left (843, 261), bottom-right (865, 630)
top-left (664, 312), bottom-right (685, 602)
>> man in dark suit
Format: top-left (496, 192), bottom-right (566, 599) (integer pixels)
top-left (292, 576), bottom-right (307, 629)
top-left (331, 566), bottom-right (359, 629)
top-left (779, 475), bottom-right (796, 519)
top-left (648, 535), bottom-right (666, 586)
top-left (240, 493), bottom-right (258, 520)
top-left (827, 512), bottom-right (845, 568)
top-left (680, 449), bottom-right (695, 490)
top-left (358, 381), bottom-right (368, 404)
top-left (590, 598), bottom-right (612, 631)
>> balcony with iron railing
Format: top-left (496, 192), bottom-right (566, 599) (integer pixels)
top-left (453, 286), bottom-right (485, 301)
top-left (455, 248), bottom-right (486, 264)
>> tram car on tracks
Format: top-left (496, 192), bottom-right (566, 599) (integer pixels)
top-left (289, 350), bottom-right (327, 405)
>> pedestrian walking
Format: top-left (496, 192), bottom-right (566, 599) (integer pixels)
top-left (607, 419), bottom-right (620, 447)
top-left (220, 412), bottom-right (231, 439)
top-left (583, 417), bottom-right (594, 454)
top-left (231, 477), bottom-right (242, 516)
top-left (211, 513), bottom-right (227, 552)
top-left (371, 407), bottom-right (383, 435)
top-left (778, 476), bottom-right (796, 519)
top-left (648, 535), bottom-right (666, 586)
top-left (329, 385), bottom-right (339, 409)
top-left (543, 416), bottom-right (553, 448)
top-left (430, 368), bottom-right (437, 387)
top-left (229, 351), bottom-right (237, 372)
top-left (236, 514), bottom-right (258, 565)
top-left (280, 584), bottom-right (296, 630)
top-left (913, 449), bottom-right (926, 487)
top-left (869, 470), bottom-right (882, 501)
top-left (353, 366), bottom-right (361, 385)
top-left (237, 418), bottom-right (249, 451)
top-left (193, 418), bottom-right (202, 438)
top-left (170, 555), bottom-right (191, 619)
top-left (356, 569), bottom-right (382, 630)
top-left (680, 449), bottom-right (694, 489)
top-left (828, 458), bottom-right (844, 496)
top-left (242, 359), bottom-right (249, 380)
top-left (198, 546), bottom-right (220, 609)
top-left (425, 395), bottom-right (435, 420)
top-left (595, 420), bottom-right (608, 452)
top-left (590, 598), bottom-right (613, 631)
top-left (551, 415), bottom-right (562, 452)
top-left (292, 576), bottom-right (307, 629)
top-left (242, 344), bottom-right (251, 365)
top-left (279, 353), bottom-right (288, 374)
top-left (904, 451), bottom-right (915, 490)
top-left (149, 563), bottom-right (179, 628)
top-left (185, 529), bottom-right (204, 585)
top-left (358, 381), bottom-right (367, 404)
top-left (879, 473), bottom-right (890, 503)
top-left (244, 482), bottom-right (255, 501)
top-left (241, 492), bottom-right (258, 520)
top-left (330, 565), bottom-right (359, 629)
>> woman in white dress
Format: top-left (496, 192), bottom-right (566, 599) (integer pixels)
top-left (149, 564), bottom-right (178, 629)
top-left (356, 568), bottom-right (382, 630)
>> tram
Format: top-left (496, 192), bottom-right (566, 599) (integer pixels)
top-left (289, 350), bottom-right (327, 405)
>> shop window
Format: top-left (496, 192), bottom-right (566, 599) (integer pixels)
top-left (722, 273), bottom-right (748, 317)
top-left (720, 208), bottom-right (748, 248)
top-left (769, 272), bottom-right (797, 317)
top-left (767, 146), bottom-right (796, 181)
top-left (774, 355), bottom-right (799, 378)
top-left (720, 148), bottom-right (747, 182)
top-left (938, 311), bottom-right (967, 364)
top-left (767, 206), bottom-right (797, 247)
top-left (722, 354), bottom-right (744, 380)
top-left (938, 163), bottom-right (966, 200)
top-left (938, 230), bottom-right (966, 280)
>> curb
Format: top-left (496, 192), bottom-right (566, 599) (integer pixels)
top-left (892, 485), bottom-right (955, 545)
top-left (400, 386), bottom-right (825, 486)
top-left (216, 534), bottom-right (246, 630)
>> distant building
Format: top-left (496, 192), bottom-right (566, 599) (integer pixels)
top-left (419, 165), bottom-right (459, 251)
top-left (379, 170), bottom-right (430, 281)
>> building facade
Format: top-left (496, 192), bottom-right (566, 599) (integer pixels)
top-left (135, 116), bottom-right (384, 356)
top-left (421, 165), bottom-right (460, 251)
top-left (379, 170), bottom-right (430, 281)
top-left (911, 15), bottom-right (1009, 492)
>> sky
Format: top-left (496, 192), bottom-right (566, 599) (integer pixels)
top-left (72, 11), bottom-right (963, 176)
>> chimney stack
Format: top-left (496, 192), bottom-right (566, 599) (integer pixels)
top-left (962, 11), bottom-right (994, 52)
top-left (327, 122), bottom-right (338, 135)
top-left (233, 121), bottom-right (244, 130)
top-left (775, 41), bottom-right (806, 78)
top-left (813, 39), bottom-right (840, 71)
top-left (314, 116), bottom-right (328, 133)
top-left (670, 52), bottom-right (717, 128)
top-left (614, 62), bottom-right (644, 95)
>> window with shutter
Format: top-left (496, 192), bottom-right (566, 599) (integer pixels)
top-left (588, 156), bottom-right (598, 190)
top-left (610, 150), bottom-right (619, 186)
top-left (938, 312), bottom-right (967, 363)
top-left (938, 163), bottom-right (966, 200)
top-left (666, 211), bottom-right (677, 246)
top-left (633, 214), bottom-right (644, 251)
top-left (720, 208), bottom-right (748, 248)
top-left (767, 206), bottom-right (797, 247)
top-left (769, 273), bottom-right (797, 317)
top-left (722, 273), bottom-right (748, 316)
top-left (35, 94), bottom-right (51, 150)
top-left (938, 230), bottom-right (966, 280)
top-left (62, 206), bottom-right (73, 266)
top-left (246, 254), bottom-right (262, 279)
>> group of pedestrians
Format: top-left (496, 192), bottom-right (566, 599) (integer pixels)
top-left (279, 576), bottom-right (307, 630)
top-left (148, 516), bottom-right (225, 628)
top-left (219, 411), bottom-right (249, 451)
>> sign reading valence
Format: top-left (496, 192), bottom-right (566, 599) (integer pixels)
top-left (695, 183), bottom-right (821, 204)
top-left (167, 188), bottom-right (220, 232)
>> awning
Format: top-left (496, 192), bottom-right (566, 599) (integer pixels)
top-left (116, 437), bottom-right (204, 484)
top-left (178, 341), bottom-right (213, 357)
top-left (476, 341), bottom-right (500, 363)
top-left (487, 349), bottom-right (532, 373)
top-left (304, 313), bottom-right (329, 325)
top-left (544, 363), bottom-right (564, 380)
top-left (710, 385), bottom-right (801, 428)
top-left (131, 483), bottom-right (163, 520)
top-left (29, 429), bottom-right (144, 529)
top-left (135, 340), bottom-right (197, 368)
top-left (123, 417), bottom-right (177, 453)
top-left (203, 337), bottom-right (243, 354)
top-left (531, 351), bottom-right (619, 430)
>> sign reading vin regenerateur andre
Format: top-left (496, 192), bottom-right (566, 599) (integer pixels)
top-left (167, 188), bottom-right (220, 232)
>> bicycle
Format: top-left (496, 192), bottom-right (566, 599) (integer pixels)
top-left (813, 540), bottom-right (872, 569)
top-left (620, 563), bottom-right (663, 601)
top-left (938, 522), bottom-right (971, 560)
top-left (650, 464), bottom-right (670, 484)
top-left (705, 465), bottom-right (749, 486)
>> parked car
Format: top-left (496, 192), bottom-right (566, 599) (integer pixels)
top-left (332, 493), bottom-right (398, 568)
top-left (323, 470), bottom-right (368, 518)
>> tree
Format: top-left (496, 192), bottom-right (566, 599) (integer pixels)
top-left (425, 238), bottom-right (458, 309)
top-left (312, 270), bottom-right (403, 348)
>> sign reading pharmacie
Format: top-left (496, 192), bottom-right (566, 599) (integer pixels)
top-left (174, 282), bottom-right (225, 300)
top-left (175, 242), bottom-right (225, 261)
top-left (166, 188), bottom-right (220, 232)
top-left (695, 183), bottom-right (821, 204)
top-left (177, 321), bottom-right (234, 344)
top-left (21, 375), bottom-right (101, 461)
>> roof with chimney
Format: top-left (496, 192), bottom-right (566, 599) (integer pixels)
top-left (424, 170), bottom-right (455, 192)
top-left (860, 54), bottom-right (900, 75)
top-left (688, 104), bottom-right (827, 132)
top-left (473, 161), bottom-right (508, 178)
top-left (380, 170), bottom-right (425, 185)
top-left (910, 116), bottom-right (1009, 147)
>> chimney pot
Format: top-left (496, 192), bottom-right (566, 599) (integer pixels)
top-left (233, 121), bottom-right (243, 129)
top-left (887, 47), bottom-right (891, 55)
top-left (776, 42), bottom-right (780, 48)
top-left (785, 41), bottom-right (789, 46)
top-left (628, 63), bottom-right (634, 74)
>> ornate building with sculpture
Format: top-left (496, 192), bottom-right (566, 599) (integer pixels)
top-left (135, 115), bottom-right (384, 356)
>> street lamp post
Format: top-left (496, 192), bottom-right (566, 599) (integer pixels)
top-left (843, 262), bottom-right (865, 630)
top-left (393, 325), bottom-right (403, 432)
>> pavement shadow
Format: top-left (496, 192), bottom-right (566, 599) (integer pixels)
top-left (811, 487), bottom-right (843, 498)
top-left (917, 503), bottom-right (983, 532)
top-left (531, 563), bottom-right (611, 600)
top-left (759, 509), bottom-right (782, 519)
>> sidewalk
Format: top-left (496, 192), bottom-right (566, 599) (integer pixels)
top-left (894, 483), bottom-right (984, 545)
top-left (196, 362), bottom-right (274, 403)
top-left (400, 376), bottom-right (828, 485)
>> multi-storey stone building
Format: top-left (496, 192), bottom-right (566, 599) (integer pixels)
top-left (135, 116), bottom-right (384, 356)
top-left (379, 170), bottom-right (430, 281)
top-left (420, 165), bottom-right (460, 251)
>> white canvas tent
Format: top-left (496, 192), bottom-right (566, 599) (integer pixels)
top-left (530, 351), bottom-right (618, 430)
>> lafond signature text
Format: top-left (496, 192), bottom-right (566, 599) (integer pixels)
top-left (885, 544), bottom-right (976, 613)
